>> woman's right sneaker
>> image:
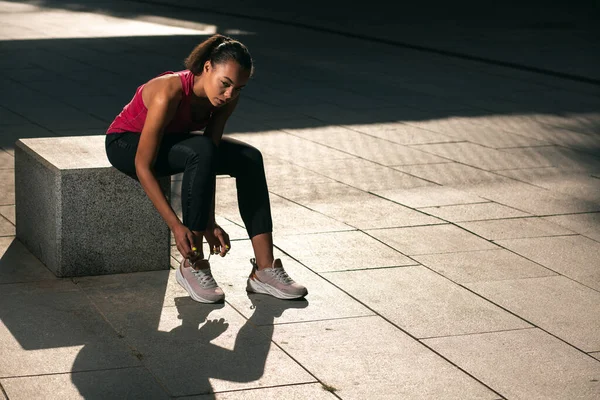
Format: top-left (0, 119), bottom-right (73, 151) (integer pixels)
top-left (176, 258), bottom-right (225, 303)
top-left (246, 258), bottom-right (308, 299)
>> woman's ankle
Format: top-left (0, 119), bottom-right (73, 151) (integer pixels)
top-left (254, 257), bottom-right (274, 271)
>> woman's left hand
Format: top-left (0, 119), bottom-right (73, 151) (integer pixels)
top-left (204, 224), bottom-right (231, 257)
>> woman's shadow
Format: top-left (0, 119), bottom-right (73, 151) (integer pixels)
top-left (72, 293), bottom-right (308, 398)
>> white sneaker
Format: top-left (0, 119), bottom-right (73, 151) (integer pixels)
top-left (246, 258), bottom-right (308, 299)
top-left (176, 258), bottom-right (224, 303)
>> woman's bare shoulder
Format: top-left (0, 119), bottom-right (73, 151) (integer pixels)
top-left (142, 74), bottom-right (183, 105)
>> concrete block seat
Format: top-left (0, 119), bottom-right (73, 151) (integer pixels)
top-left (15, 135), bottom-right (171, 277)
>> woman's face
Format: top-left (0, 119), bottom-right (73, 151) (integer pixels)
top-left (203, 59), bottom-right (250, 107)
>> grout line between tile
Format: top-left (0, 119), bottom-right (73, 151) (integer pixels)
top-left (260, 314), bottom-right (377, 327)
top-left (418, 326), bottom-right (537, 341)
top-left (0, 365), bottom-right (144, 381)
top-left (172, 381), bottom-right (322, 399)
top-left (320, 264), bottom-right (420, 274)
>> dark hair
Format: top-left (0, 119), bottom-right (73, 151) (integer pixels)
top-left (184, 34), bottom-right (254, 76)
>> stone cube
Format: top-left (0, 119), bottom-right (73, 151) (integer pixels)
top-left (15, 135), bottom-right (171, 277)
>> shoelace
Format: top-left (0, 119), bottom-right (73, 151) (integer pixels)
top-left (271, 267), bottom-right (294, 284)
top-left (191, 268), bottom-right (218, 288)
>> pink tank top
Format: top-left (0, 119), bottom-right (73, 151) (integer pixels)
top-left (106, 70), bottom-right (214, 134)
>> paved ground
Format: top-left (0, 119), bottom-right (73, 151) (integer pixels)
top-left (1, 0), bottom-right (600, 399)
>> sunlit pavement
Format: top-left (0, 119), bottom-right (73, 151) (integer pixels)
top-left (1, 1), bottom-right (599, 399)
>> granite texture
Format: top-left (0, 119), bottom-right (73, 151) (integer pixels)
top-left (15, 136), bottom-right (171, 277)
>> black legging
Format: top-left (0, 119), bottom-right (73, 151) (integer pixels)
top-left (105, 132), bottom-right (272, 238)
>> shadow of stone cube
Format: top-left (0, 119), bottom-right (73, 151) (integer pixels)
top-left (15, 136), bottom-right (171, 277)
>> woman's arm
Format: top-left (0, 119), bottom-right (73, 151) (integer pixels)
top-left (203, 96), bottom-right (239, 146)
top-left (135, 77), bottom-right (182, 230)
top-left (135, 77), bottom-right (197, 259)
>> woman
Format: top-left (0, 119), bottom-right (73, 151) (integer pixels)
top-left (105, 34), bottom-right (307, 303)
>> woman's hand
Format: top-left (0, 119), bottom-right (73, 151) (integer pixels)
top-left (172, 223), bottom-right (196, 261)
top-left (204, 224), bottom-right (231, 257)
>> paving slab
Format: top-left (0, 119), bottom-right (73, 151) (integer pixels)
top-left (0, 215), bottom-right (13, 237)
top-left (190, 383), bottom-right (338, 399)
top-left (309, 164), bottom-right (433, 191)
top-left (0, 280), bottom-right (140, 377)
top-left (73, 269), bottom-right (181, 310)
top-left (496, 166), bottom-right (592, 185)
top-left (395, 162), bottom-right (512, 186)
top-left (224, 192), bottom-right (354, 236)
top-left (0, 123), bottom-right (57, 153)
top-left (267, 181), bottom-right (368, 203)
top-left (9, 103), bottom-right (107, 132)
top-left (413, 249), bottom-right (556, 284)
top-left (0, 368), bottom-right (169, 400)
top-left (228, 132), bottom-right (354, 166)
top-left (264, 158), bottom-right (336, 186)
top-left (543, 213), bottom-right (600, 242)
top-left (367, 224), bottom-right (498, 256)
top-left (342, 122), bottom-right (456, 145)
top-left (0, 205), bottom-right (14, 225)
top-left (0, 237), bottom-right (56, 283)
top-left (75, 270), bottom-right (315, 396)
top-left (177, 239), bottom-right (375, 324)
top-left (0, 150), bottom-right (12, 169)
top-left (0, 106), bottom-right (31, 126)
top-left (0, 169), bottom-right (14, 206)
top-left (213, 178), bottom-right (354, 235)
top-left (373, 185), bottom-right (485, 208)
top-left (325, 265), bottom-right (530, 338)
top-left (456, 115), bottom-right (576, 142)
top-left (411, 142), bottom-right (552, 170)
top-left (461, 181), bottom-right (600, 215)
top-left (500, 146), bottom-right (600, 174)
top-left (269, 183), bottom-right (441, 229)
top-left (264, 316), bottom-right (498, 399)
top-left (312, 196), bottom-right (441, 229)
top-left (459, 216), bottom-right (575, 240)
top-left (467, 276), bottom-right (600, 352)
top-left (292, 157), bottom-right (381, 172)
top-left (591, 353), bottom-right (600, 361)
top-left (420, 202), bottom-right (530, 222)
top-left (275, 230), bottom-right (417, 272)
top-left (403, 117), bottom-right (551, 148)
top-left (496, 235), bottom-right (600, 291)
top-left (283, 126), bottom-right (450, 166)
top-left (498, 168), bottom-right (600, 203)
top-left (233, 99), bottom-right (306, 123)
top-left (423, 329), bottom-right (600, 400)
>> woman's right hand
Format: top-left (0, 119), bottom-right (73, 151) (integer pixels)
top-left (172, 223), bottom-right (196, 261)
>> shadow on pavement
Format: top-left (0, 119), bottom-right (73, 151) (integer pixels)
top-left (70, 295), bottom-right (309, 398)
top-left (0, 241), bottom-right (309, 397)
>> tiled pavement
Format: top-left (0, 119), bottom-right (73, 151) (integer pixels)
top-left (1, 0), bottom-right (599, 399)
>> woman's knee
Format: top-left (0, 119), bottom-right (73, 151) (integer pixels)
top-left (180, 136), bottom-right (218, 168)
top-left (243, 146), bottom-right (264, 169)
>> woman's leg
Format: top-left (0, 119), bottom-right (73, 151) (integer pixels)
top-left (214, 137), bottom-right (274, 270)
top-left (155, 134), bottom-right (219, 260)
top-left (106, 132), bottom-right (218, 260)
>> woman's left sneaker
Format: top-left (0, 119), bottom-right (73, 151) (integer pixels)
top-left (246, 258), bottom-right (308, 299)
